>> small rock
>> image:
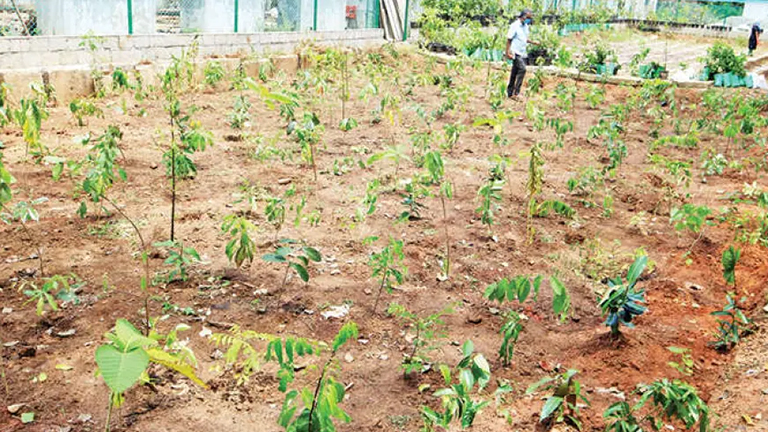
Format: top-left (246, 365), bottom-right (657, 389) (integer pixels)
top-left (379, 354), bottom-right (389, 361)
top-left (7, 403), bottom-right (25, 414)
top-left (363, 289), bottom-right (372, 295)
top-left (77, 413), bottom-right (92, 423)
top-left (1, 307), bottom-right (11, 314)
top-left (150, 163), bottom-right (158, 170)
top-left (344, 353), bottom-right (354, 363)
top-left (199, 327), bottom-right (212, 338)
top-left (277, 178), bottom-right (292, 185)
top-left (321, 304), bottom-right (350, 320)
top-left (358, 339), bottom-right (369, 345)
top-left (3, 341), bottom-right (19, 347)
top-left (489, 307), bottom-right (500, 315)
top-left (330, 269), bottom-right (341, 275)
top-left (685, 282), bottom-right (703, 291)
top-left (253, 289), bottom-right (268, 296)
top-left (56, 329), bottom-right (77, 338)
top-left (762, 388), bottom-right (768, 395)
top-left (467, 316), bottom-right (482, 324)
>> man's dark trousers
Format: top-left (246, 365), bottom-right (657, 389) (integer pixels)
top-left (507, 54), bottom-right (526, 97)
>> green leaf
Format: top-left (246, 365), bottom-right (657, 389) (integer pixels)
top-left (721, 246), bottom-right (740, 285)
top-left (540, 396), bottom-right (564, 422)
top-left (262, 253), bottom-right (287, 263)
top-left (21, 412), bottom-right (34, 424)
top-left (332, 322), bottom-right (358, 353)
top-left (95, 344), bottom-right (149, 395)
top-left (290, 263), bottom-right (309, 282)
top-left (303, 247), bottom-right (322, 262)
top-left (626, 256), bottom-right (647, 284)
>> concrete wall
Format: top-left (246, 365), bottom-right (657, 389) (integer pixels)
top-left (0, 29), bottom-right (385, 102)
top-left (744, 2), bottom-right (768, 20)
top-left (34, 0), bottom-right (157, 35)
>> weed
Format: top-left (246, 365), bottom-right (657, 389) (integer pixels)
top-left (204, 61), bottom-right (226, 87)
top-left (710, 294), bottom-right (754, 351)
top-left (526, 369), bottom-right (589, 430)
top-left (69, 98), bottom-right (103, 127)
top-left (152, 240), bottom-right (201, 283)
top-left (667, 347), bottom-right (694, 376)
top-left (387, 302), bottom-right (454, 376)
top-left (635, 379), bottom-right (709, 431)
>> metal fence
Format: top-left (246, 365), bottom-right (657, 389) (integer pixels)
top-left (0, 0), bottom-right (381, 36)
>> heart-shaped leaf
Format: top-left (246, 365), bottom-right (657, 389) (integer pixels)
top-left (95, 345), bottom-right (148, 395)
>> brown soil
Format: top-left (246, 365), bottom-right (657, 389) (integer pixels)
top-left (1, 46), bottom-right (767, 432)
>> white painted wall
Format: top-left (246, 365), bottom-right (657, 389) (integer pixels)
top-left (34, 0), bottom-right (157, 35)
top-left (744, 1), bottom-right (768, 20)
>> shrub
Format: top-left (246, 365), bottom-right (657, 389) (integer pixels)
top-left (703, 42), bottom-right (746, 79)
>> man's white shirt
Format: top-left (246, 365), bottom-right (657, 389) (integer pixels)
top-left (507, 20), bottom-right (530, 58)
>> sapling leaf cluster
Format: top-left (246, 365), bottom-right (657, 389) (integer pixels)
top-left (598, 256), bottom-right (648, 337)
top-left (387, 302), bottom-right (454, 376)
top-left (369, 237), bottom-right (408, 312)
top-left (526, 369), bottom-right (589, 430)
top-left (262, 239), bottom-right (322, 292)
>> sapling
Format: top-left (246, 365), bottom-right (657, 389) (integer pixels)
top-left (152, 240), bottom-right (202, 283)
top-left (670, 204), bottom-right (713, 253)
top-left (603, 402), bottom-right (642, 432)
top-left (424, 151), bottom-right (453, 278)
top-left (18, 274), bottom-right (73, 316)
top-left (441, 122), bottom-right (464, 151)
top-left (472, 110), bottom-right (517, 146)
top-left (635, 379), bottom-right (709, 431)
top-left (499, 311), bottom-right (523, 367)
top-left (13, 96), bottom-right (49, 161)
top-left (221, 214), bottom-right (257, 268)
top-left (599, 256), bottom-right (648, 337)
top-left (421, 341), bottom-right (505, 431)
top-left (526, 143), bottom-right (544, 244)
top-left (289, 112), bottom-right (323, 182)
top-left (69, 98), bottom-right (102, 126)
top-left (387, 302), bottom-right (454, 377)
top-left (367, 144), bottom-right (411, 184)
top-left (550, 275), bottom-right (571, 323)
top-left (710, 294), bottom-right (754, 351)
top-left (1, 197), bottom-right (46, 277)
top-left (721, 245), bottom-right (741, 289)
top-left (278, 322), bottom-right (359, 432)
top-left (95, 319), bottom-right (207, 432)
top-left (667, 346), bottom-right (694, 376)
top-left (262, 239), bottom-right (322, 293)
top-left (203, 61), bottom-right (226, 88)
top-left (370, 237), bottom-right (407, 312)
top-left (265, 196), bottom-right (286, 240)
top-left (484, 275), bottom-right (542, 304)
top-left (228, 95), bottom-right (252, 130)
top-left (161, 64), bottom-right (213, 241)
top-left (398, 179), bottom-right (428, 222)
top-left (78, 126), bottom-right (152, 332)
top-left (526, 369), bottom-right (589, 430)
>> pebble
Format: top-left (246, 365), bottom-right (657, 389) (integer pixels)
top-left (56, 329), bottom-right (77, 338)
top-left (7, 404), bottom-right (25, 414)
top-left (344, 353), bottom-right (354, 363)
top-left (1, 307), bottom-right (11, 314)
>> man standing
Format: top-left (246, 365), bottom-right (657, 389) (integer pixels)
top-left (749, 22), bottom-right (763, 56)
top-left (506, 9), bottom-right (539, 99)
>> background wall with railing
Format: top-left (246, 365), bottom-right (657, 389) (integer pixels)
top-left (0, 0), bottom-right (381, 36)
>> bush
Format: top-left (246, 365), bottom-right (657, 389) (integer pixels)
top-left (703, 42), bottom-right (747, 79)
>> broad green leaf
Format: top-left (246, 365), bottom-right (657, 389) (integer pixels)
top-left (262, 253), bottom-right (287, 263)
top-left (95, 345), bottom-right (149, 395)
top-left (540, 396), bottom-right (564, 421)
top-left (626, 256), bottom-right (648, 284)
top-left (290, 263), bottom-right (309, 282)
top-left (146, 348), bottom-right (208, 389)
top-left (303, 247), bottom-right (322, 262)
top-left (21, 412), bottom-right (34, 424)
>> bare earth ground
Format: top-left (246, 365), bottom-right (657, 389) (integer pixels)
top-left (1, 46), bottom-right (768, 432)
